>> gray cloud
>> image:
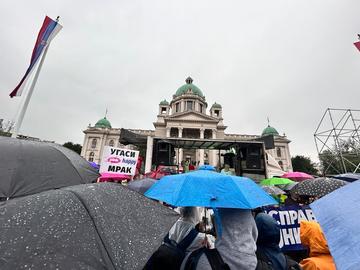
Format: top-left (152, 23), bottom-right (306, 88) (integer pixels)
top-left (1, 0), bottom-right (360, 161)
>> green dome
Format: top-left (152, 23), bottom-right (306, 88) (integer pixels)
top-left (95, 117), bottom-right (112, 129)
top-left (262, 125), bottom-right (279, 136)
top-left (174, 77), bottom-right (204, 98)
top-left (159, 99), bottom-right (169, 105)
top-left (211, 102), bottom-right (222, 109)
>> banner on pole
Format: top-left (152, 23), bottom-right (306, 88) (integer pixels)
top-left (99, 146), bottom-right (139, 176)
top-left (263, 205), bottom-right (317, 251)
top-left (354, 41), bottom-right (360, 52)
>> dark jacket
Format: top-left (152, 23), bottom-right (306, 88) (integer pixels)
top-left (255, 213), bottom-right (287, 270)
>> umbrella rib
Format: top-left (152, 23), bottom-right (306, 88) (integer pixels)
top-left (66, 189), bottom-right (116, 269)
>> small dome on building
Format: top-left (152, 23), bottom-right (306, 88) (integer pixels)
top-left (262, 125), bottom-right (279, 136)
top-left (211, 102), bottom-right (222, 109)
top-left (159, 99), bottom-right (169, 105)
top-left (174, 77), bottom-right (204, 98)
top-left (95, 117), bottom-right (112, 129)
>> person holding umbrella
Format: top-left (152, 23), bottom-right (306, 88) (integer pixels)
top-left (183, 208), bottom-right (258, 269)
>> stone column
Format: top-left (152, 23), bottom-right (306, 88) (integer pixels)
top-left (211, 129), bottom-right (217, 167)
top-left (145, 136), bottom-right (153, 173)
top-left (166, 127), bottom-right (171, 138)
top-left (178, 127), bottom-right (183, 138)
top-left (199, 128), bottom-right (205, 165)
top-left (178, 127), bottom-right (183, 166)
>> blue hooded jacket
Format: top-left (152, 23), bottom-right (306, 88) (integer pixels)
top-left (255, 213), bottom-right (286, 270)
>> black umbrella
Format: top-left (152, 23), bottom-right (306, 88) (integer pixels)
top-left (127, 178), bottom-right (157, 194)
top-left (290, 177), bottom-right (348, 198)
top-left (0, 183), bottom-right (178, 269)
top-left (0, 137), bottom-right (100, 199)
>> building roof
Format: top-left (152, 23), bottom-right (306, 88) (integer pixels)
top-left (94, 117), bottom-right (112, 129)
top-left (211, 102), bottom-right (222, 109)
top-left (262, 125), bottom-right (279, 136)
top-left (174, 77), bottom-right (204, 98)
top-left (159, 99), bottom-right (169, 105)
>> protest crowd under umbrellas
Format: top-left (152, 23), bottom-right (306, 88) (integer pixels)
top-left (1, 1), bottom-right (360, 270)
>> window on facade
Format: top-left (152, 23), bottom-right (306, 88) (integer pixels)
top-left (161, 107), bottom-right (167, 114)
top-left (278, 160), bottom-right (283, 170)
top-left (91, 139), bottom-right (97, 148)
top-left (175, 102), bottom-right (180, 113)
top-left (214, 110), bottom-right (220, 117)
top-left (109, 140), bottom-right (114, 147)
top-left (277, 147), bottom-right (282, 157)
top-left (89, 152), bottom-right (94, 162)
top-left (186, 101), bottom-right (193, 111)
top-left (199, 104), bottom-right (203, 113)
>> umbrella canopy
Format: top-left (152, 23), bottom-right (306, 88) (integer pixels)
top-left (333, 173), bottom-right (360, 182)
top-left (145, 170), bottom-right (277, 209)
top-left (0, 183), bottom-right (178, 269)
top-left (261, 185), bottom-right (285, 196)
top-left (282, 171), bottom-right (314, 182)
top-left (197, 165), bottom-right (216, 171)
top-left (0, 137), bottom-right (100, 199)
top-left (89, 161), bottom-right (100, 170)
top-left (259, 177), bottom-right (294, 186)
top-left (290, 177), bottom-right (348, 198)
top-left (127, 178), bottom-right (157, 194)
top-left (278, 182), bottom-right (298, 191)
top-left (311, 180), bottom-right (360, 270)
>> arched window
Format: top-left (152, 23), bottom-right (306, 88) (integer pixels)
top-left (109, 140), bottom-right (114, 147)
top-left (91, 138), bottom-right (97, 148)
top-left (89, 152), bottom-right (94, 162)
top-left (278, 160), bottom-right (283, 170)
top-left (276, 147), bottom-right (282, 157)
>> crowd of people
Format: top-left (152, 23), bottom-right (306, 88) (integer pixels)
top-left (145, 206), bottom-right (335, 270)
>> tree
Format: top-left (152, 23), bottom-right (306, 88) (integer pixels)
top-left (63, 142), bottom-right (82, 155)
top-left (291, 155), bottom-right (318, 175)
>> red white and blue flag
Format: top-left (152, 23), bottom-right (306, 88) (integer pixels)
top-left (9, 16), bottom-right (62, 98)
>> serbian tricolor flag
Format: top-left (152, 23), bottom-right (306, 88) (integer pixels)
top-left (9, 16), bottom-right (62, 98)
top-left (354, 41), bottom-right (360, 52)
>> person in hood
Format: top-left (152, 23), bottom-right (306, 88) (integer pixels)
top-left (299, 221), bottom-right (336, 270)
top-left (182, 208), bottom-right (258, 270)
top-left (169, 207), bottom-right (215, 252)
top-left (255, 213), bottom-right (287, 270)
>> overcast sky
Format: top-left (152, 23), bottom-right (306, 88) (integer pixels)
top-left (1, 0), bottom-right (360, 161)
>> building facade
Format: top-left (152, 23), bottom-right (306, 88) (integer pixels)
top-left (81, 77), bottom-right (292, 173)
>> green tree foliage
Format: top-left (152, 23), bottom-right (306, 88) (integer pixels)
top-left (63, 142), bottom-right (82, 155)
top-left (291, 155), bottom-right (318, 175)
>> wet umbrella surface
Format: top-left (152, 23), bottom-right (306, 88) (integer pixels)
top-left (261, 185), bottom-right (285, 196)
top-left (0, 137), bottom-right (100, 199)
top-left (0, 183), bottom-right (178, 270)
top-left (290, 177), bottom-right (348, 198)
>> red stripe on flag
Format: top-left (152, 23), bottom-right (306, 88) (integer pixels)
top-left (354, 41), bottom-right (360, 52)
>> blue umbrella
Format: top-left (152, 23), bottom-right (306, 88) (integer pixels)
top-left (145, 170), bottom-right (277, 209)
top-left (310, 180), bottom-right (360, 270)
top-left (333, 173), bottom-right (360, 182)
top-left (198, 165), bottom-right (216, 171)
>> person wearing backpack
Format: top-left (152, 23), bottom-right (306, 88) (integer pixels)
top-left (255, 213), bottom-right (302, 270)
top-left (144, 207), bottom-right (212, 270)
top-left (182, 208), bottom-right (258, 270)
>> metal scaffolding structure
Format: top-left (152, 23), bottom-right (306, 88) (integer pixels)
top-left (314, 108), bottom-right (360, 174)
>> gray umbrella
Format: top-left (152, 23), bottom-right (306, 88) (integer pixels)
top-left (0, 183), bottom-right (178, 270)
top-left (127, 178), bottom-right (157, 194)
top-left (261, 185), bottom-right (285, 196)
top-left (0, 137), bottom-right (100, 199)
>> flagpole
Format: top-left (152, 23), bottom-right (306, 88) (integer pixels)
top-left (11, 45), bottom-right (50, 138)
